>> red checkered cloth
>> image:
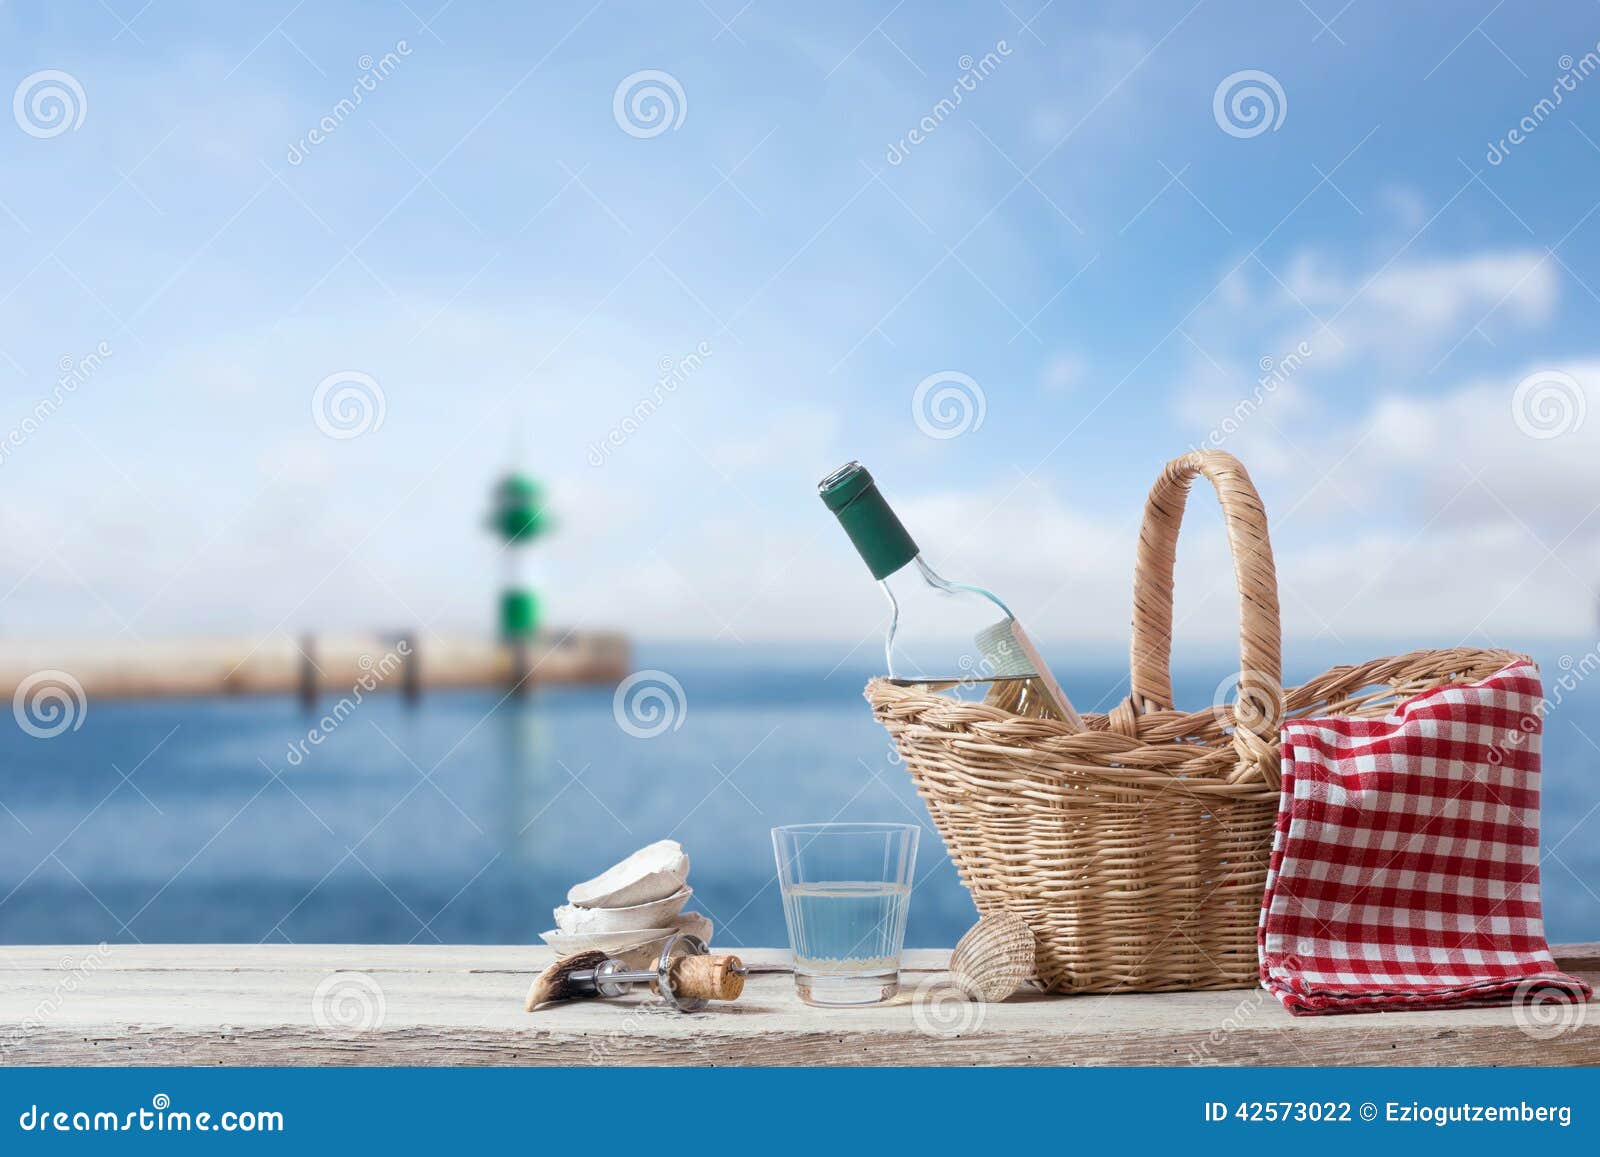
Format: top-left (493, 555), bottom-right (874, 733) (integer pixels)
top-left (1258, 659), bottom-right (1591, 1015)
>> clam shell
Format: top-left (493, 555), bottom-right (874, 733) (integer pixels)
top-left (567, 839), bottom-right (690, 908)
top-left (539, 912), bottom-right (715, 967)
top-left (539, 927), bottom-right (667, 956)
top-left (553, 886), bottom-right (693, 934)
top-left (669, 911), bottom-right (713, 944)
top-left (949, 911), bottom-right (1035, 1002)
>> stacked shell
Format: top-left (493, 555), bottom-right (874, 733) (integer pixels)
top-left (541, 839), bottom-right (711, 966)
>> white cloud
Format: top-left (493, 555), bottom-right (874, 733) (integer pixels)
top-left (15, 310), bottom-right (1593, 660)
top-left (706, 406), bottom-right (840, 476)
top-left (1339, 361), bottom-right (1600, 530)
top-left (1175, 248), bottom-right (1560, 393)
top-left (1276, 521), bottom-right (1591, 643)
top-left (1170, 245), bottom-right (1566, 492)
top-left (1379, 185), bottom-right (1428, 232)
top-left (1041, 352), bottom-right (1085, 392)
top-left (1180, 358), bottom-right (1600, 645)
top-left (1279, 248), bottom-right (1557, 368)
top-left (1361, 250), bottom-right (1556, 329)
top-left (1028, 30), bottom-right (1152, 149)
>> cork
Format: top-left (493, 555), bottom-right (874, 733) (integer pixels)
top-left (661, 953), bottom-right (746, 1002)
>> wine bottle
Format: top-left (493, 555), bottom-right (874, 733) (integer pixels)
top-left (819, 461), bottom-right (1082, 728)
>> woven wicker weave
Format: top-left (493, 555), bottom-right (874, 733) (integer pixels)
top-left (867, 450), bottom-right (1522, 994)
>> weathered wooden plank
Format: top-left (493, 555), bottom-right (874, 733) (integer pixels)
top-left (1553, 942), bottom-right (1600, 970)
top-left (0, 945), bottom-right (1593, 1067)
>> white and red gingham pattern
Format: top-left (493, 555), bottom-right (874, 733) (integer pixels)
top-left (1258, 660), bottom-right (1591, 1015)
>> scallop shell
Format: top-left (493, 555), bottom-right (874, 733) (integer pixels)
top-left (949, 912), bottom-right (1035, 1002)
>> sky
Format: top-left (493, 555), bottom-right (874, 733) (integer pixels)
top-left (2, 1), bottom-right (1600, 662)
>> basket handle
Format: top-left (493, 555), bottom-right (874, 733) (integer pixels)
top-left (1128, 451), bottom-right (1281, 720)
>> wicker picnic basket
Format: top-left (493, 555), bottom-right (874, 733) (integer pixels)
top-left (867, 449), bottom-right (1521, 993)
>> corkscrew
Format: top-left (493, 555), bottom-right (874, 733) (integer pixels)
top-left (524, 933), bottom-right (747, 1013)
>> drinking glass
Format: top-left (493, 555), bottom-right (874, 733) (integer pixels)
top-left (771, 822), bottom-right (919, 1006)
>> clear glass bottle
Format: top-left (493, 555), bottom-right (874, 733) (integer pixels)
top-left (819, 462), bottom-right (1081, 727)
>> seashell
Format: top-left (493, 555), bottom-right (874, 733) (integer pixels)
top-left (611, 915), bottom-right (715, 968)
top-left (949, 911), bottom-right (1035, 1002)
top-left (554, 886), bottom-right (692, 934)
top-left (668, 911), bottom-right (713, 943)
top-left (540, 926), bottom-right (668, 957)
top-left (567, 839), bottom-right (690, 908)
top-left (539, 912), bottom-right (715, 968)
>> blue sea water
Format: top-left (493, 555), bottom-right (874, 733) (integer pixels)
top-left (0, 645), bottom-right (1596, 948)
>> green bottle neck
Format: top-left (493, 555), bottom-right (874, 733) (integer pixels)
top-left (819, 463), bottom-right (919, 581)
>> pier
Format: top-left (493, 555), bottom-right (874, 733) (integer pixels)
top-left (0, 630), bottom-right (630, 701)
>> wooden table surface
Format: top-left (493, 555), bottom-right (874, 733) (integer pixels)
top-left (1, 943), bottom-right (1595, 1066)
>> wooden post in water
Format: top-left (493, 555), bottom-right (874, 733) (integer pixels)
top-left (508, 637), bottom-right (531, 696)
top-left (298, 633), bottom-right (319, 710)
top-left (401, 631), bottom-right (420, 704)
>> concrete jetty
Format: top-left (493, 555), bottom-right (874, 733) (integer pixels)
top-left (0, 630), bottom-right (630, 702)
